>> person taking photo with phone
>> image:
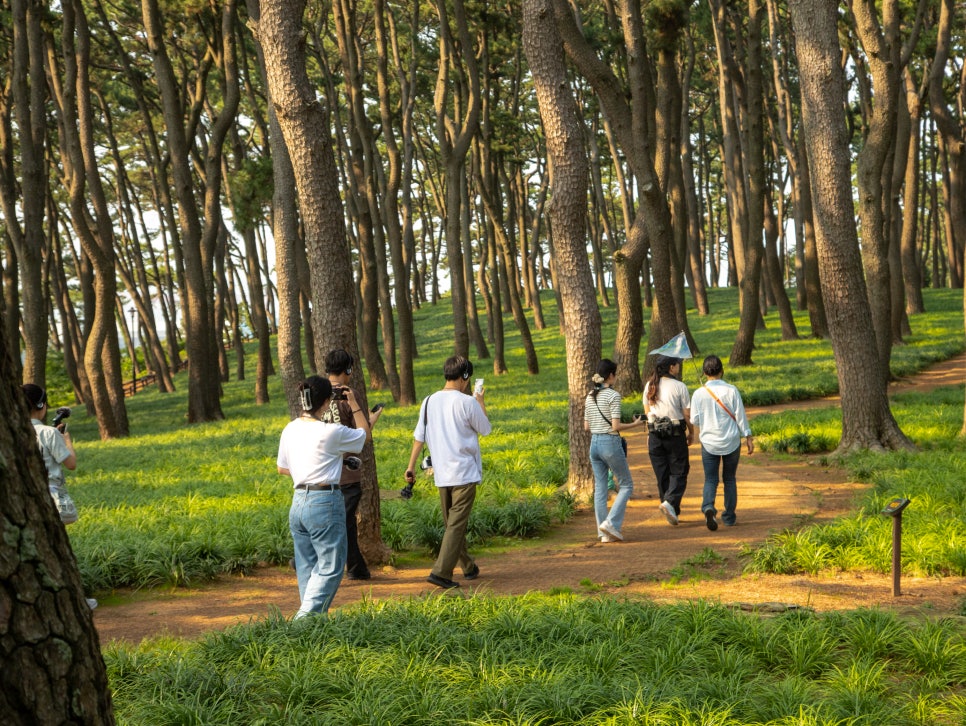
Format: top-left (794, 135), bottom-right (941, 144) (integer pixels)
top-left (321, 349), bottom-right (382, 580)
top-left (405, 355), bottom-right (490, 589)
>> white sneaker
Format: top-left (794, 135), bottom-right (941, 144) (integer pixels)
top-left (86, 598), bottom-right (98, 610)
top-left (598, 520), bottom-right (623, 541)
top-left (659, 501), bottom-right (679, 526)
top-left (600, 533), bottom-right (617, 543)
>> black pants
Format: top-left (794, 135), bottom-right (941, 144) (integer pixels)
top-left (647, 433), bottom-right (690, 513)
top-left (341, 483), bottom-right (369, 577)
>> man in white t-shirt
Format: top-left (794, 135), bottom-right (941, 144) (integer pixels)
top-left (405, 356), bottom-right (491, 589)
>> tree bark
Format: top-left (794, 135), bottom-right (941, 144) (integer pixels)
top-left (141, 0), bottom-right (229, 422)
top-left (523, 0), bottom-right (599, 495)
top-left (789, 0), bottom-right (913, 454)
top-left (927, 0), bottom-right (966, 289)
top-left (254, 0), bottom-right (389, 564)
top-left (1, 309), bottom-right (115, 723)
top-left (850, 0), bottom-right (906, 381)
top-left (5, 0), bottom-right (48, 385)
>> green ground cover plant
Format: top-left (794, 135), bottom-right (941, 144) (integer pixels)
top-left (104, 594), bottom-right (966, 725)
top-left (747, 385), bottom-right (966, 577)
top-left (56, 288), bottom-right (963, 592)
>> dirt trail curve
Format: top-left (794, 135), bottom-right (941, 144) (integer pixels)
top-left (93, 353), bottom-right (966, 644)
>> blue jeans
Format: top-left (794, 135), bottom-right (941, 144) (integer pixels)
top-left (701, 445), bottom-right (740, 525)
top-left (290, 488), bottom-right (347, 617)
top-left (590, 434), bottom-right (634, 533)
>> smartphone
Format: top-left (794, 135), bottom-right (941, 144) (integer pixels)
top-left (473, 378), bottom-right (484, 395)
top-left (370, 403), bottom-right (384, 413)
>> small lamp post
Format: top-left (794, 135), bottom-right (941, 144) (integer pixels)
top-left (880, 497), bottom-right (911, 596)
top-left (128, 306), bottom-right (137, 395)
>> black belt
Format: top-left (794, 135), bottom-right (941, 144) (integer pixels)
top-left (295, 483), bottom-right (341, 491)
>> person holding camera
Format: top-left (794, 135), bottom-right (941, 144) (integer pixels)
top-left (321, 348), bottom-right (382, 580)
top-left (583, 359), bottom-right (646, 543)
top-left (22, 384), bottom-right (97, 610)
top-left (23, 384), bottom-right (78, 524)
top-left (277, 376), bottom-right (370, 618)
top-left (405, 356), bottom-right (491, 589)
top-left (689, 355), bottom-right (753, 530)
top-left (642, 356), bottom-right (694, 526)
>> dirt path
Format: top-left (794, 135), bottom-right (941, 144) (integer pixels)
top-left (93, 354), bottom-right (966, 644)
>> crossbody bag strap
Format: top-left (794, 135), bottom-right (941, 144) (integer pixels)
top-left (591, 390), bottom-right (614, 430)
top-left (703, 384), bottom-right (737, 422)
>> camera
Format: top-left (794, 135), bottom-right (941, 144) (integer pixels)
top-left (52, 406), bottom-right (71, 429)
top-left (344, 455), bottom-right (362, 471)
top-left (420, 455), bottom-right (432, 471)
top-left (332, 386), bottom-right (348, 401)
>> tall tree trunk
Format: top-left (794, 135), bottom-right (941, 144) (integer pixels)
top-left (5, 0), bottom-right (48, 385)
top-left (141, 0), bottom-right (230, 422)
top-left (52, 0), bottom-right (128, 438)
top-left (763, 179), bottom-right (799, 340)
top-left (247, 0), bottom-right (305, 417)
top-left (798, 133), bottom-right (829, 337)
top-left (899, 70), bottom-right (925, 315)
top-left (523, 0), bottom-right (599, 495)
top-left (789, 0), bottom-right (913, 454)
top-left (927, 0), bottom-right (966, 289)
top-left (850, 0), bottom-right (907, 382)
top-left (1, 312), bottom-right (115, 723)
top-left (373, 0), bottom-right (416, 404)
top-left (550, 0), bottom-right (686, 387)
top-left (681, 30), bottom-right (709, 316)
top-left (434, 0), bottom-right (481, 358)
top-left (254, 0), bottom-right (390, 565)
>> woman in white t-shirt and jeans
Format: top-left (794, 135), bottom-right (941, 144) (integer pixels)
top-left (277, 376), bottom-right (369, 618)
top-left (583, 359), bottom-right (646, 542)
top-left (642, 356), bottom-right (694, 526)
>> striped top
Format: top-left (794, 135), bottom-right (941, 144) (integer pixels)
top-left (584, 387), bottom-right (622, 434)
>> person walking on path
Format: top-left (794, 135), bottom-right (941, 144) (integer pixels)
top-left (583, 359), bottom-right (646, 542)
top-left (643, 356), bottom-right (694, 525)
top-left (689, 355), bottom-right (754, 530)
top-left (277, 376), bottom-right (370, 618)
top-left (405, 356), bottom-right (491, 589)
top-left (321, 349), bottom-right (383, 580)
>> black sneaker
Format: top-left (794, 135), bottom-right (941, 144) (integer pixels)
top-left (463, 564), bottom-right (480, 580)
top-left (705, 509), bottom-right (718, 531)
top-left (427, 573), bottom-right (460, 589)
top-left (346, 570), bottom-right (371, 581)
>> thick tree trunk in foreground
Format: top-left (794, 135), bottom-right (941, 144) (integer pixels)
top-left (789, 0), bottom-right (913, 454)
top-left (0, 311), bottom-right (115, 724)
top-left (523, 0), bottom-right (599, 495)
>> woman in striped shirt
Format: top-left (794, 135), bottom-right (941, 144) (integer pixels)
top-left (583, 359), bottom-right (646, 542)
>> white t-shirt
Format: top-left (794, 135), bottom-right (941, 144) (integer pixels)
top-left (414, 389), bottom-right (491, 487)
top-left (642, 376), bottom-right (691, 421)
top-left (31, 419), bottom-right (71, 487)
top-left (690, 380), bottom-right (752, 456)
top-left (277, 417), bottom-right (366, 487)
